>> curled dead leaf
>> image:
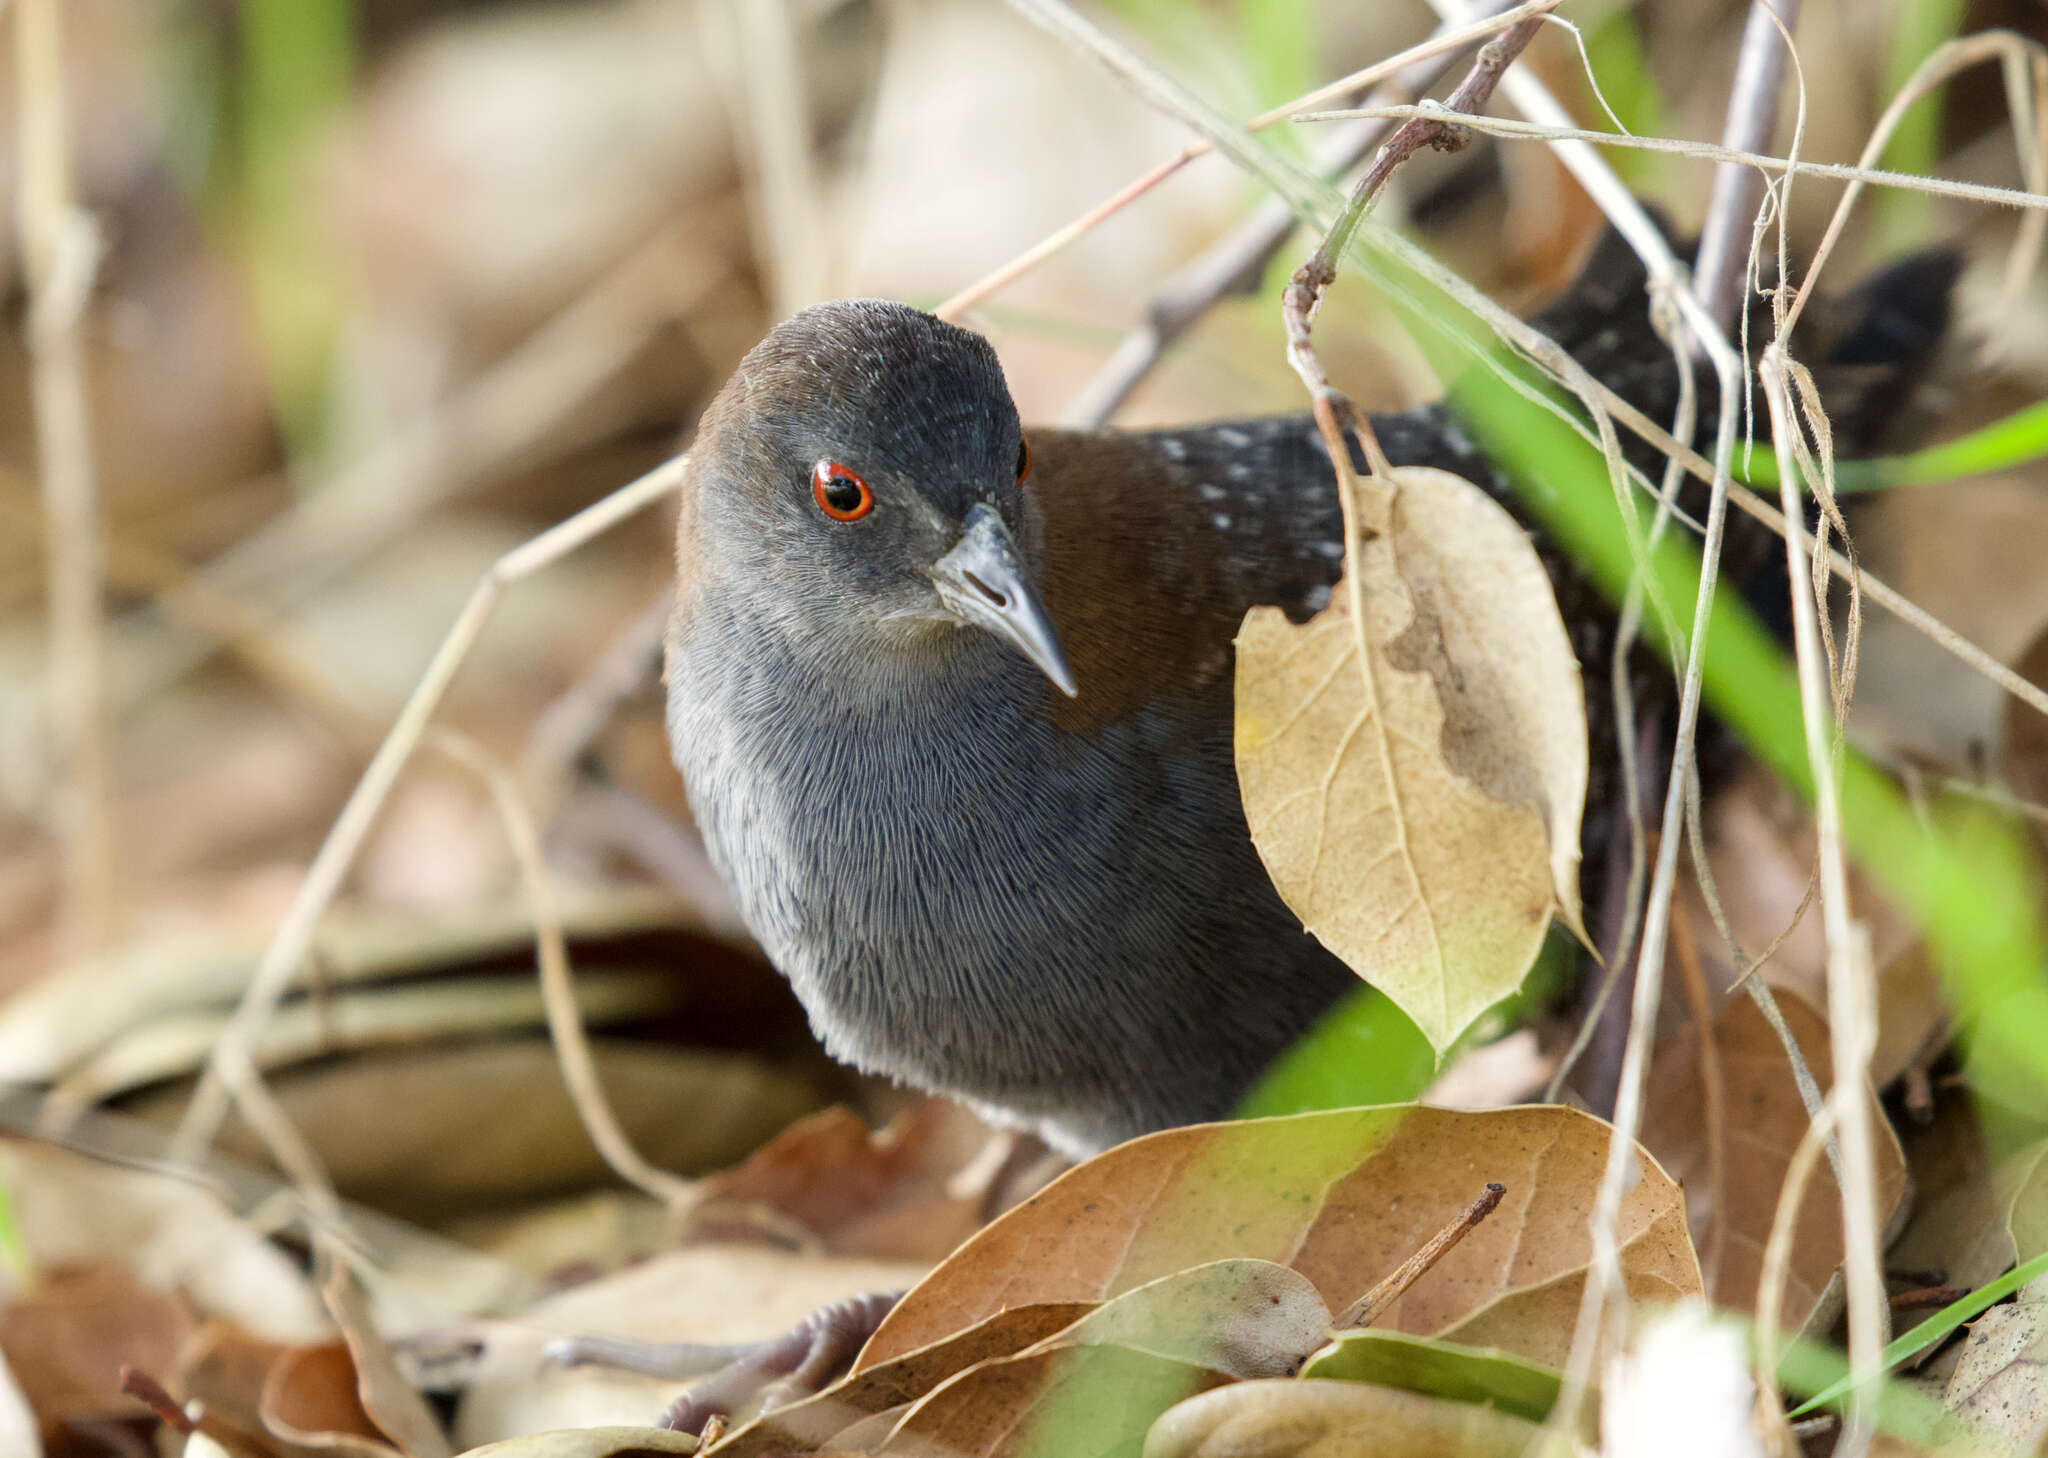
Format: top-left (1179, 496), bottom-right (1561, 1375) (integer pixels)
top-left (1639, 987), bottom-right (1907, 1334)
top-left (1299, 1330), bottom-right (1563, 1425)
top-left (1234, 465), bottom-right (1587, 1053)
top-left (1145, 1378), bottom-right (1551, 1458)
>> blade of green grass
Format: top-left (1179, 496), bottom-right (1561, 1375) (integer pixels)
top-left (1773, 1333), bottom-right (1961, 1448)
top-left (1738, 399), bottom-right (2048, 491)
top-left (1874, 0), bottom-right (1969, 249)
top-left (1582, 9), bottom-right (1668, 192)
top-left (1785, 1249), bottom-right (2048, 1417)
top-left (238, 0), bottom-right (356, 455)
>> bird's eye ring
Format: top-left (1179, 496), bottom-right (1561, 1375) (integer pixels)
top-left (1016, 436), bottom-right (1032, 482)
top-left (812, 460), bottom-right (873, 521)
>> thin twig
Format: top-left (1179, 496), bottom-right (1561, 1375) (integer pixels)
top-left (433, 727), bottom-right (694, 1206)
top-left (1289, 5), bottom-right (1554, 337)
top-left (119, 1368), bottom-right (194, 1435)
top-left (1763, 345), bottom-right (1886, 1457)
top-left (940, 0), bottom-right (1528, 343)
top-left (1755, 1102), bottom-right (1836, 1452)
top-left (1278, 3), bottom-right (1550, 472)
top-left (1694, 0), bottom-right (1807, 336)
top-left (522, 584), bottom-right (675, 803)
top-left (1285, 102), bottom-right (2048, 213)
top-left (173, 455), bottom-right (691, 1168)
top-left (1334, 1183), bottom-right (1507, 1329)
top-left (18, 0), bottom-right (115, 954)
top-left (1414, 18), bottom-right (1756, 1417)
top-left (1671, 900), bottom-right (1729, 1295)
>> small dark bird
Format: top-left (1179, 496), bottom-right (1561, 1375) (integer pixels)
top-left (663, 231), bottom-right (1955, 1157)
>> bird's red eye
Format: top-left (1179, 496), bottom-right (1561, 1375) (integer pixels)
top-left (1016, 436), bottom-right (1032, 482)
top-left (812, 461), bottom-right (872, 521)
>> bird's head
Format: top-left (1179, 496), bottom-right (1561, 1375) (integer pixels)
top-left (680, 299), bottom-right (1076, 696)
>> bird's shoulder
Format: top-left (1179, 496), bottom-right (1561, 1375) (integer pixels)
top-left (1027, 416), bottom-right (1356, 735)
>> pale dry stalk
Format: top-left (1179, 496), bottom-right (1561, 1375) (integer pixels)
top-left (18, 0), bottom-right (115, 954)
top-left (1754, 1105), bottom-right (1836, 1456)
top-left (1762, 348), bottom-right (1885, 1458)
top-left (1694, 0), bottom-right (1807, 337)
top-left (1414, 14), bottom-right (1755, 1412)
top-left (430, 727), bottom-right (695, 1206)
top-left (1283, 103), bottom-right (2048, 214)
top-left (1781, 30), bottom-right (2048, 341)
top-left (936, 0), bottom-right (1531, 330)
top-left (1671, 903), bottom-right (1730, 1294)
top-left (175, 456), bottom-right (691, 1172)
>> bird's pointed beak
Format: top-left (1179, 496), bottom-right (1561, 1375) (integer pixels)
top-left (932, 503), bottom-right (1078, 698)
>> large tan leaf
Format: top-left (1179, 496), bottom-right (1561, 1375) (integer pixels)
top-left (1234, 466), bottom-right (1587, 1052)
top-left (858, 1106), bottom-right (1696, 1373)
top-left (1639, 988), bottom-right (1907, 1333)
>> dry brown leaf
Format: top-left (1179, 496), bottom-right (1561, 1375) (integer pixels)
top-left (321, 1257), bottom-right (453, 1458)
top-left (263, 1341), bottom-right (404, 1458)
top-left (0, 1264), bottom-right (197, 1448)
top-left (2002, 623), bottom-right (2048, 863)
top-left (1695, 769), bottom-right (1943, 1088)
top-left (177, 1321), bottom-right (335, 1458)
top-left (1943, 1297), bottom-right (2048, 1454)
top-left (707, 1303), bottom-right (1095, 1458)
top-left (1235, 465), bottom-right (1587, 1053)
top-left (0, 1142), bottom-right (328, 1342)
top-left (1144, 1378), bottom-right (1552, 1458)
top-left (858, 1105), bottom-right (1696, 1373)
top-left (1889, 1085), bottom-right (2014, 1327)
top-left (685, 1101), bottom-right (997, 1261)
top-left (1035, 1260), bottom-right (1330, 1378)
top-left (450, 1244), bottom-right (932, 1448)
top-left (1639, 987), bottom-right (1907, 1332)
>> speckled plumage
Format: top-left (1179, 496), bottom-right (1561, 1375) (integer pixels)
top-left (665, 233), bottom-right (1956, 1155)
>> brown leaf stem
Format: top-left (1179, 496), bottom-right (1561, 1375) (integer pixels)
top-left (1334, 1181), bottom-right (1507, 1329)
top-left (1282, 4), bottom-right (1552, 476)
top-left (120, 1366), bottom-right (194, 1434)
